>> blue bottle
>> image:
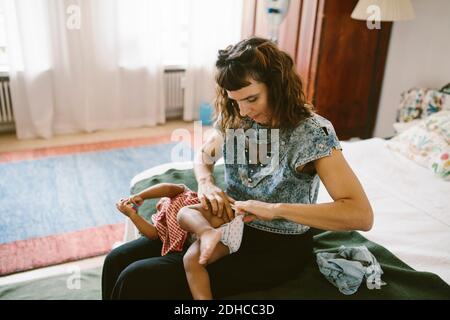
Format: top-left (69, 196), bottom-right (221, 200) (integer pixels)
top-left (199, 102), bottom-right (213, 125)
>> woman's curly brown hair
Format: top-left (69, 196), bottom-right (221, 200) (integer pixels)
top-left (214, 37), bottom-right (312, 132)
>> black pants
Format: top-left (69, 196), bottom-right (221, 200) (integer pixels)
top-left (102, 225), bottom-right (313, 299)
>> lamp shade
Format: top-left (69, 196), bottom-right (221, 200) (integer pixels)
top-left (351, 0), bottom-right (415, 21)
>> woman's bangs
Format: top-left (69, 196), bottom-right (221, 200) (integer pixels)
top-left (216, 64), bottom-right (251, 91)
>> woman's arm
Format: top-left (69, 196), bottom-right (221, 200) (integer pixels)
top-left (233, 149), bottom-right (374, 232)
top-left (194, 129), bottom-right (234, 222)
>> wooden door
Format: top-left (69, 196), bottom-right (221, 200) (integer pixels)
top-left (241, 0), bottom-right (392, 139)
top-left (309, 0), bottom-right (392, 139)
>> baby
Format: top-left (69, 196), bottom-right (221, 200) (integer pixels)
top-left (116, 182), bottom-right (245, 300)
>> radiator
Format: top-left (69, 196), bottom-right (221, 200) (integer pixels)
top-left (164, 67), bottom-right (185, 119)
top-left (0, 75), bottom-right (14, 132)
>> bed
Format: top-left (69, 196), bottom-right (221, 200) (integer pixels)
top-left (124, 137), bottom-right (450, 299)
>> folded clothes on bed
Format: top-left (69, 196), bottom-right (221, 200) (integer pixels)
top-left (316, 245), bottom-right (386, 295)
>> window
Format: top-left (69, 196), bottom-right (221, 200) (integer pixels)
top-left (0, 5), bottom-right (8, 73)
top-left (0, 0), bottom-right (192, 72)
top-left (116, 0), bottom-right (190, 69)
top-left (161, 0), bottom-right (189, 67)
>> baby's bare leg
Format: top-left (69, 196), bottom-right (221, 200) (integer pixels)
top-left (183, 239), bottom-right (230, 300)
top-left (178, 203), bottom-right (226, 228)
top-left (178, 204), bottom-right (227, 264)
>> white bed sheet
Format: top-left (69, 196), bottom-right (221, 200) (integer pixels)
top-left (126, 138), bottom-right (450, 284)
top-left (326, 138), bottom-right (450, 284)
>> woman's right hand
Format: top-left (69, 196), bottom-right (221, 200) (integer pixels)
top-left (197, 181), bottom-right (235, 222)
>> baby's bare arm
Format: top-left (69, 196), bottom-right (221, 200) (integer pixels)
top-left (128, 211), bottom-right (158, 240)
top-left (116, 199), bottom-right (158, 239)
top-left (136, 183), bottom-right (186, 200)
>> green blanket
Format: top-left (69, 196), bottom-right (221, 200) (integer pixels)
top-left (131, 165), bottom-right (450, 300)
top-left (1, 166), bottom-right (449, 300)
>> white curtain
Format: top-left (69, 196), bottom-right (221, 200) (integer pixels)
top-left (183, 0), bottom-right (243, 121)
top-left (2, 0), bottom-right (242, 139)
top-left (2, 0), bottom-right (165, 139)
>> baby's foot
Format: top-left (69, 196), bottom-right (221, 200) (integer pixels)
top-left (199, 228), bottom-right (222, 265)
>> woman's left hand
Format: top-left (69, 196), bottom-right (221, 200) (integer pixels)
top-left (232, 200), bottom-right (276, 222)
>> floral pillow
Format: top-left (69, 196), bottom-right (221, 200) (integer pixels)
top-left (387, 110), bottom-right (450, 180)
top-left (396, 88), bottom-right (449, 123)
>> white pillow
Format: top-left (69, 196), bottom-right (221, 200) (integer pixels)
top-left (393, 120), bottom-right (421, 134)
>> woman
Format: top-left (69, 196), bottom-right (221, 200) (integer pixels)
top-left (102, 37), bottom-right (373, 299)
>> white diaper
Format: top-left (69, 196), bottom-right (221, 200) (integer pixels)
top-left (219, 215), bottom-right (244, 254)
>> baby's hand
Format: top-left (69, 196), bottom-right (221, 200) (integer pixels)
top-left (129, 195), bottom-right (144, 206)
top-left (116, 198), bottom-right (137, 217)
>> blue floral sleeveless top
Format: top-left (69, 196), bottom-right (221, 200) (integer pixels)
top-left (220, 113), bottom-right (342, 235)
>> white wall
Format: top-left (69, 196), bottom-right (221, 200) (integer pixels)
top-left (373, 0), bottom-right (450, 138)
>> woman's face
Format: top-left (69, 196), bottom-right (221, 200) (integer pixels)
top-left (226, 79), bottom-right (272, 126)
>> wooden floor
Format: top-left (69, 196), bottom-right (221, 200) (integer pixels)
top-left (0, 120), bottom-right (195, 153)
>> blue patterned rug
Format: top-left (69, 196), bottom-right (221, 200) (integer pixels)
top-left (0, 142), bottom-right (180, 244)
